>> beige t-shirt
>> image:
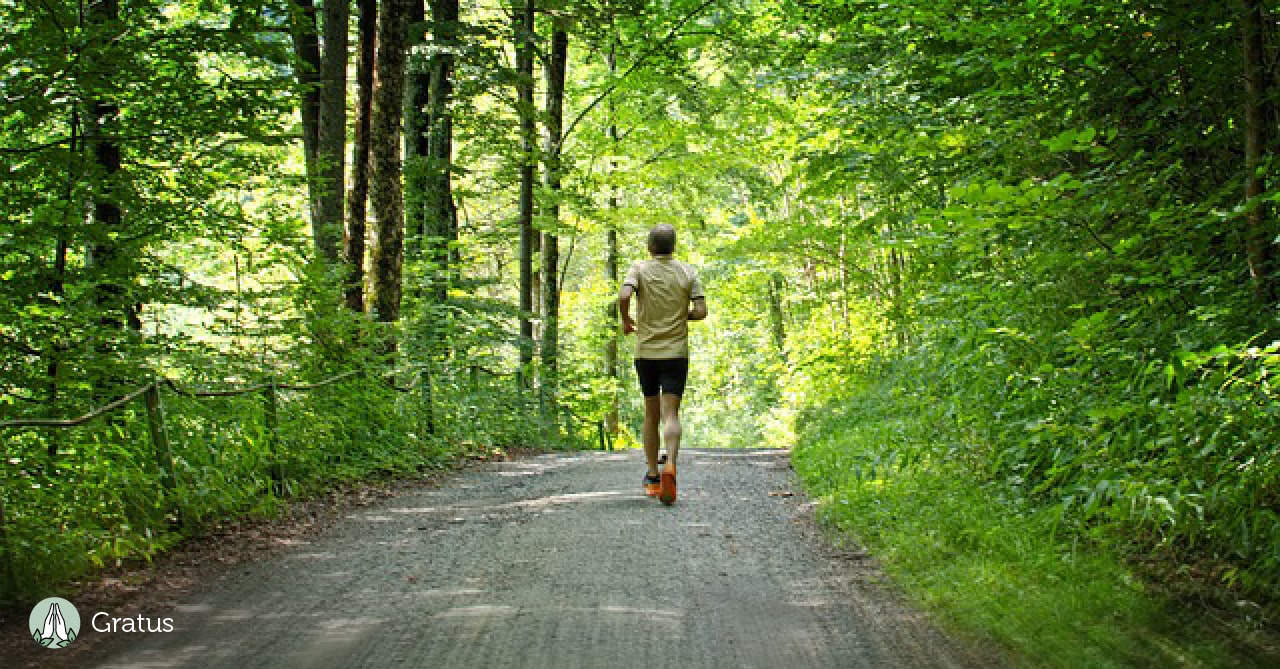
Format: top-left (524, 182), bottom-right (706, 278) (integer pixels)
top-left (623, 255), bottom-right (704, 359)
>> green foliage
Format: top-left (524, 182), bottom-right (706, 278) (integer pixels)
top-left (708, 0), bottom-right (1280, 615)
top-left (793, 367), bottom-right (1280, 668)
top-left (584, 1), bottom-right (1280, 661)
top-left (0, 343), bottom-right (574, 604)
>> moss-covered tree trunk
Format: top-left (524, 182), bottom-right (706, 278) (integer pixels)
top-left (345, 0), bottom-right (377, 313)
top-left (371, 0), bottom-right (410, 325)
top-left (288, 0), bottom-right (323, 243)
top-left (405, 0), bottom-right (430, 254)
top-left (425, 0), bottom-right (459, 303)
top-left (290, 0), bottom-right (348, 264)
top-left (315, 0), bottom-right (349, 264)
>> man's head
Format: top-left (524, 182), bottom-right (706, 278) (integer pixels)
top-left (647, 224), bottom-right (677, 255)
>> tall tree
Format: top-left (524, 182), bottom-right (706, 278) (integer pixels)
top-left (290, 0), bottom-right (348, 263)
top-left (425, 0), bottom-right (460, 302)
top-left (408, 0), bottom-right (461, 304)
top-left (86, 0), bottom-right (140, 337)
top-left (345, 0), bottom-right (378, 312)
top-left (317, 0), bottom-right (350, 263)
top-left (405, 0), bottom-right (431, 252)
top-left (539, 16), bottom-right (568, 412)
top-left (371, 0), bottom-right (411, 324)
top-left (288, 0), bottom-right (323, 238)
top-left (603, 34), bottom-right (621, 436)
top-left (515, 0), bottom-right (537, 373)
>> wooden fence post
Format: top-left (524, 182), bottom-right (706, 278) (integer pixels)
top-left (144, 382), bottom-right (176, 491)
top-left (263, 380), bottom-right (282, 497)
top-left (597, 420), bottom-right (610, 451)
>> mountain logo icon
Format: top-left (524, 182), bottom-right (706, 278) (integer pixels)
top-left (29, 597), bottom-right (80, 649)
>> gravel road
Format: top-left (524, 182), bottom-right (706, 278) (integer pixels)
top-left (53, 449), bottom-right (1001, 669)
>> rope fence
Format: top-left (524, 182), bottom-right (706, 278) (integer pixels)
top-left (0, 363), bottom-right (614, 597)
top-left (0, 367), bottom-right (419, 597)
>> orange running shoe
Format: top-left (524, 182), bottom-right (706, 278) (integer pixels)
top-left (658, 464), bottom-right (677, 506)
top-left (643, 474), bottom-right (661, 497)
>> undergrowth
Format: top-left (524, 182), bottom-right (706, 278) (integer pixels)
top-left (0, 365), bottom-right (582, 608)
top-left (791, 361), bottom-right (1280, 669)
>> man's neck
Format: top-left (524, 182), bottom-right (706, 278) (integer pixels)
top-left (650, 253), bottom-right (673, 259)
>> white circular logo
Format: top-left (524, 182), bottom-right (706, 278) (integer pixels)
top-left (29, 597), bottom-right (80, 649)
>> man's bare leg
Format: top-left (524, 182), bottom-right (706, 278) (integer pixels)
top-left (657, 393), bottom-right (683, 505)
top-left (643, 395), bottom-right (662, 477)
top-left (660, 393), bottom-right (683, 468)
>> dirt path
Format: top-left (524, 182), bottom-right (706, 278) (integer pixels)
top-left (20, 449), bottom-right (1004, 669)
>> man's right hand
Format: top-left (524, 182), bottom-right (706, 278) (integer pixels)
top-left (619, 286), bottom-right (636, 335)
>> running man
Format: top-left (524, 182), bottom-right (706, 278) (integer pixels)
top-left (619, 224), bottom-right (707, 505)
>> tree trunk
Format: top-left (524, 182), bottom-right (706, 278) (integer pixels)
top-left (345, 0), bottom-right (377, 313)
top-left (86, 0), bottom-right (139, 332)
top-left (405, 0), bottom-right (430, 251)
top-left (408, 0), bottom-right (458, 305)
top-left (515, 0), bottom-right (536, 374)
top-left (540, 21), bottom-right (568, 416)
top-left (1240, 0), bottom-right (1277, 305)
top-left (315, 0), bottom-right (349, 263)
top-left (425, 0), bottom-right (459, 304)
top-left (86, 0), bottom-right (140, 409)
top-left (890, 246), bottom-right (907, 349)
top-left (370, 0), bottom-right (410, 325)
top-left (767, 273), bottom-right (787, 357)
top-left (289, 0), bottom-right (323, 229)
top-left (604, 34), bottom-right (620, 436)
top-left (837, 196), bottom-right (850, 331)
top-left (605, 213), bottom-right (619, 434)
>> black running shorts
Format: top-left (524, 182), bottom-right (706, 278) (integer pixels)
top-left (634, 358), bottom-right (689, 397)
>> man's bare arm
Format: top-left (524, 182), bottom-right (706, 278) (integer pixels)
top-left (619, 284), bottom-right (636, 334)
top-left (688, 296), bottom-right (707, 321)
